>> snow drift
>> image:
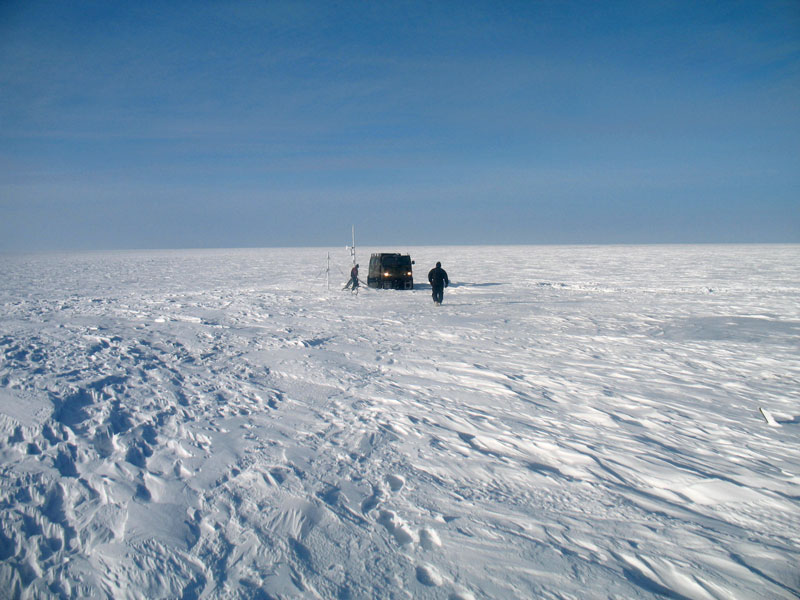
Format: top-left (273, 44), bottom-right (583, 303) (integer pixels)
top-left (1, 245), bottom-right (798, 599)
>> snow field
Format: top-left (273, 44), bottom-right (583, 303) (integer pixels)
top-left (0, 244), bottom-right (799, 599)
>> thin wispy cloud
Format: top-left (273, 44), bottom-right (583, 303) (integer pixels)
top-left (1, 0), bottom-right (798, 250)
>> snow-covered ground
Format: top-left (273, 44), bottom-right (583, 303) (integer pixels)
top-left (1, 244), bottom-right (798, 599)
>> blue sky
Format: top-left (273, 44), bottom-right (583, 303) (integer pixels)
top-left (1, 1), bottom-right (798, 250)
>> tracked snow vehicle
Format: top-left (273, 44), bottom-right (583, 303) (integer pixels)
top-left (367, 253), bottom-right (414, 289)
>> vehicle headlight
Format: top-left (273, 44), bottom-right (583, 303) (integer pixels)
top-left (407, 272), bottom-right (412, 276)
top-left (384, 272), bottom-right (390, 277)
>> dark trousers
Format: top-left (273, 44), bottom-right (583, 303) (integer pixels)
top-left (432, 285), bottom-right (444, 303)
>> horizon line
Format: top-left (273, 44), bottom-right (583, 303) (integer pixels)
top-left (3, 241), bottom-right (800, 257)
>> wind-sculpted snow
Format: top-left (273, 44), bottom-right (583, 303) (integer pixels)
top-left (0, 245), bottom-right (798, 599)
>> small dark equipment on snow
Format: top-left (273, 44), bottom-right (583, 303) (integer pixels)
top-left (367, 253), bottom-right (414, 289)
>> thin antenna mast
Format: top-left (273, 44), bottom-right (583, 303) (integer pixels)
top-left (347, 225), bottom-right (356, 267)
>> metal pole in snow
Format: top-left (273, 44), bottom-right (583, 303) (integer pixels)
top-left (351, 225), bottom-right (356, 267)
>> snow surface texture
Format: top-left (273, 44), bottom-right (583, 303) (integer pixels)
top-left (1, 245), bottom-right (799, 599)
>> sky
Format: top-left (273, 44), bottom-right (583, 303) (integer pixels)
top-left (1, 1), bottom-right (798, 251)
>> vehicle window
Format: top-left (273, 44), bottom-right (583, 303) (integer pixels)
top-left (382, 256), bottom-right (410, 267)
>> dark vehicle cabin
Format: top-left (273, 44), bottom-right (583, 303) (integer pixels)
top-left (367, 253), bottom-right (414, 289)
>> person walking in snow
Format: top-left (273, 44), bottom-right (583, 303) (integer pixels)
top-left (347, 264), bottom-right (360, 292)
top-left (428, 261), bottom-right (449, 305)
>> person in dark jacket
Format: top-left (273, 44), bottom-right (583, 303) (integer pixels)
top-left (348, 264), bottom-right (359, 291)
top-left (427, 261), bottom-right (449, 305)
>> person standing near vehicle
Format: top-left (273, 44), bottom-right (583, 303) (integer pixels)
top-left (428, 261), bottom-right (448, 305)
top-left (348, 264), bottom-right (360, 292)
